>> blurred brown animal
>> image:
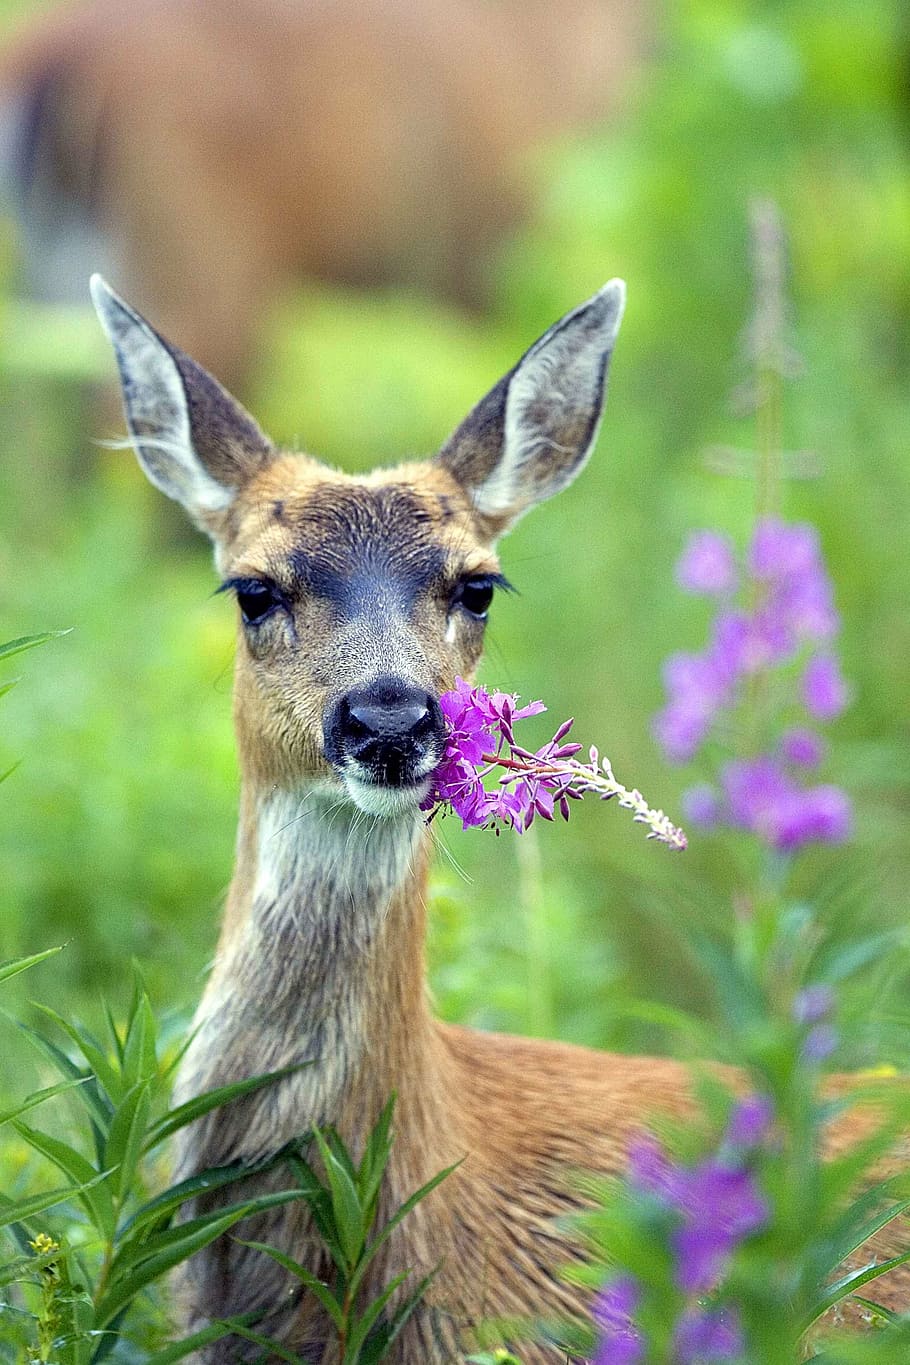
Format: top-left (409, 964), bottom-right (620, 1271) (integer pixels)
top-left (1, 0), bottom-right (644, 392)
top-left (92, 274), bottom-right (909, 1363)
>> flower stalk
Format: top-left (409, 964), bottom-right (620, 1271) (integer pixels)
top-left (423, 677), bottom-right (687, 851)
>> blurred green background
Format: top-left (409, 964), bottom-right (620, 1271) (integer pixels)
top-left (1, 0), bottom-right (908, 1094)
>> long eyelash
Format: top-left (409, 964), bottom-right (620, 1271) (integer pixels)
top-left (215, 576), bottom-right (278, 598)
top-left (472, 572), bottom-right (517, 595)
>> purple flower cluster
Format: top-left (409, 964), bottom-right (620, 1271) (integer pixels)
top-left (593, 1097), bottom-right (772, 1364)
top-left (654, 520), bottom-right (852, 852)
top-left (420, 677), bottom-right (572, 832)
top-left (423, 678), bottom-right (688, 848)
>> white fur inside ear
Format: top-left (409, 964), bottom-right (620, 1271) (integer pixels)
top-left (472, 279), bottom-right (625, 521)
top-left (91, 274), bottom-right (233, 514)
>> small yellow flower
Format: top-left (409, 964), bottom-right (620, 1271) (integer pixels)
top-left (28, 1233), bottom-right (60, 1257)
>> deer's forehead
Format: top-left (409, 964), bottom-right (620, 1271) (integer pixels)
top-left (227, 461), bottom-right (490, 582)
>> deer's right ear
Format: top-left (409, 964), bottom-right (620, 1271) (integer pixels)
top-left (90, 275), bottom-right (273, 531)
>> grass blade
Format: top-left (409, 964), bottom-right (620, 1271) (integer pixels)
top-left (0, 630), bottom-right (69, 663)
top-left (236, 1239), bottom-right (345, 1329)
top-left (0, 1078), bottom-right (87, 1128)
top-left (144, 1062), bottom-right (311, 1152)
top-left (0, 946), bottom-right (63, 985)
top-left (348, 1161), bottom-right (460, 1300)
top-left (0, 1171), bottom-right (115, 1229)
top-left (94, 1208), bottom-right (255, 1328)
top-left (143, 1314), bottom-right (265, 1364)
top-left (12, 1120), bottom-right (115, 1237)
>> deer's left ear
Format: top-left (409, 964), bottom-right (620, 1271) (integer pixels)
top-left (437, 280), bottom-right (625, 535)
top-left (90, 274), bottom-right (274, 534)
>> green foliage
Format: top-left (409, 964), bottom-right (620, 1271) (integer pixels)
top-left (235, 1098), bottom-right (458, 1364)
top-left (0, 955), bottom-right (455, 1362)
top-left (0, 961), bottom-right (314, 1361)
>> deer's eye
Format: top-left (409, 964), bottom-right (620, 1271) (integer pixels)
top-left (222, 578), bottom-right (285, 625)
top-left (453, 575), bottom-right (496, 620)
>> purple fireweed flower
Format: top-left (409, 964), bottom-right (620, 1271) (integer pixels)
top-left (779, 727), bottom-right (825, 768)
top-left (629, 1133), bottom-right (685, 1204)
top-left (674, 1306), bottom-right (744, 1363)
top-left (725, 1095), bottom-right (774, 1149)
top-left (722, 756), bottom-right (791, 833)
top-left (672, 1160), bottom-right (768, 1294)
top-left (802, 1023), bottom-right (838, 1064)
top-left (652, 701), bottom-right (712, 766)
top-left (720, 759), bottom-right (852, 852)
top-left (794, 983), bottom-right (838, 1064)
top-left (676, 531), bottom-right (738, 596)
top-left (655, 520), bottom-right (851, 853)
top-left (592, 1275), bottom-right (644, 1365)
top-left (683, 784), bottom-right (721, 830)
top-left (776, 570), bottom-right (839, 643)
top-left (792, 983), bottom-right (835, 1026)
top-left (771, 784), bottom-right (852, 851)
top-left (425, 679), bottom-right (687, 848)
top-left (749, 518), bottom-right (819, 582)
top-left (628, 1124), bottom-right (768, 1296)
top-left (802, 654), bottom-right (850, 720)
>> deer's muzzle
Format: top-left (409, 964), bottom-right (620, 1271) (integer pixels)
top-left (323, 675), bottom-right (445, 793)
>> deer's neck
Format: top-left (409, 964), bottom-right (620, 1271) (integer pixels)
top-left (178, 783), bottom-right (444, 1164)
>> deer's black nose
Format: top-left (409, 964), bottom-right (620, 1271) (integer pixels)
top-left (324, 676), bottom-right (444, 786)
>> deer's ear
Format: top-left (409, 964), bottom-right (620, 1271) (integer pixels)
top-left (90, 275), bottom-right (273, 531)
top-left (437, 280), bottom-right (625, 535)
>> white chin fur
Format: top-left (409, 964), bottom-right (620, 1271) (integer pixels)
top-left (343, 774), bottom-right (431, 818)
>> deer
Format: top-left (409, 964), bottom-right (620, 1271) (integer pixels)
top-left (3, 0), bottom-right (643, 393)
top-left (91, 274), bottom-right (909, 1363)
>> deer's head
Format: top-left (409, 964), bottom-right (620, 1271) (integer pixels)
top-left (92, 277), bottom-right (624, 817)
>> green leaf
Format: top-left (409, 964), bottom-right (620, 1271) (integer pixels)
top-left (286, 1151), bottom-right (345, 1268)
top-left (144, 1062), bottom-right (311, 1152)
top-left (111, 1190), bottom-right (310, 1279)
top-left (15, 1019), bottom-right (113, 1132)
top-left (358, 1267), bottom-right (439, 1365)
top-left (358, 1097), bottom-right (395, 1226)
top-left (94, 1207), bottom-right (255, 1328)
top-left (12, 1120), bottom-right (115, 1237)
top-left (822, 1192), bottom-right (910, 1287)
top-left (809, 1248), bottom-right (910, 1325)
top-left (348, 1161), bottom-right (460, 1301)
top-left (314, 1128), bottom-right (366, 1270)
top-left (0, 1078), bottom-right (87, 1128)
top-left (235, 1239), bottom-right (345, 1329)
top-left (121, 987), bottom-right (159, 1090)
top-left (0, 1170), bottom-right (115, 1230)
top-left (0, 630), bottom-right (69, 664)
top-left (0, 678), bottom-right (19, 700)
top-left (103, 1002), bottom-right (125, 1066)
top-left (218, 1322), bottom-right (303, 1363)
top-left (0, 946), bottom-right (63, 985)
top-left (322, 1125), bottom-right (359, 1186)
top-left (845, 1299), bottom-right (905, 1321)
top-left (31, 1003), bottom-right (124, 1105)
top-left (342, 1270), bottom-right (410, 1364)
top-left (104, 1079), bottom-right (153, 1202)
top-left (122, 1146), bottom-right (299, 1239)
top-left (143, 1314), bottom-right (265, 1364)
